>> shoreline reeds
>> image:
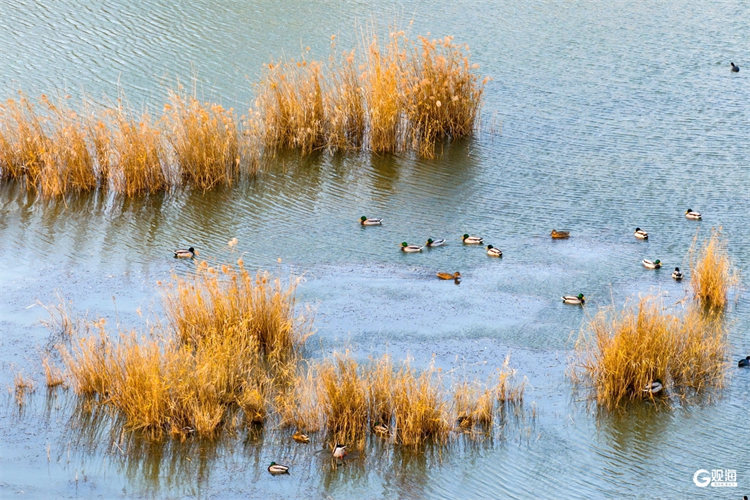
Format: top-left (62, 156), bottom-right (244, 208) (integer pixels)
top-left (0, 30), bottom-right (486, 198)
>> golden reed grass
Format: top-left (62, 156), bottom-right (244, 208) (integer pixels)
top-left (690, 228), bottom-right (739, 311)
top-left (255, 31), bottom-right (486, 158)
top-left (61, 261), bottom-right (310, 439)
top-left (0, 91), bottom-right (256, 197)
top-left (56, 268), bottom-right (524, 445)
top-left (0, 30), bottom-right (484, 196)
top-left (573, 232), bottom-right (736, 410)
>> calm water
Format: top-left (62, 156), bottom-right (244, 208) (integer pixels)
top-left (2, 0), bottom-right (750, 498)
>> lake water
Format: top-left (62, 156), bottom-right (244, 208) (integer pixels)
top-left (1, 0), bottom-right (750, 498)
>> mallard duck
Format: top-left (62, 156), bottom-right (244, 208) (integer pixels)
top-left (360, 216), bottom-right (383, 226)
top-left (634, 228), bottom-right (648, 240)
top-left (373, 424), bottom-right (389, 436)
top-left (642, 259), bottom-right (661, 269)
top-left (486, 245), bottom-right (502, 257)
top-left (550, 229), bottom-right (570, 239)
top-left (292, 430), bottom-right (310, 443)
top-left (738, 356), bottom-right (750, 368)
top-left (268, 462), bottom-right (290, 475)
top-left (333, 443), bottom-right (347, 459)
top-left (462, 234), bottom-right (483, 245)
top-left (562, 293), bottom-right (585, 305)
top-left (401, 242), bottom-right (423, 253)
top-left (426, 238), bottom-right (446, 247)
top-left (685, 209), bottom-right (702, 220)
top-left (731, 62), bottom-right (740, 72)
top-left (643, 380), bottom-right (664, 394)
top-left (174, 247), bottom-right (196, 259)
top-left (671, 267), bottom-right (683, 280)
top-left (436, 271), bottom-right (461, 280)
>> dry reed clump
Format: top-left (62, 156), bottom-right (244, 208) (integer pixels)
top-left (453, 355), bottom-right (525, 431)
top-left (0, 93), bottom-right (48, 183)
top-left (254, 30), bottom-right (485, 158)
top-left (13, 373), bottom-right (34, 406)
top-left (107, 106), bottom-right (166, 196)
top-left (255, 58), bottom-right (327, 155)
top-left (390, 362), bottom-right (450, 446)
top-left (42, 356), bottom-right (65, 388)
top-left (163, 89), bottom-right (240, 190)
top-left (0, 93), bottom-right (99, 196)
top-left (573, 297), bottom-right (728, 410)
top-left (690, 229), bottom-right (739, 312)
top-left (60, 262), bottom-right (310, 439)
top-left (316, 353), bottom-right (369, 446)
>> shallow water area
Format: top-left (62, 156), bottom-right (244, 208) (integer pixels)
top-left (3, 0), bottom-right (750, 498)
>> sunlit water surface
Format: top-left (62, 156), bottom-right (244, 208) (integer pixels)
top-left (2, 0), bottom-right (750, 498)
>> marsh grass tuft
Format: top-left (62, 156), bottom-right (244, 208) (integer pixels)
top-left (573, 297), bottom-right (728, 410)
top-left (254, 30), bottom-right (485, 158)
top-left (690, 228), bottom-right (739, 312)
top-left (61, 262), bottom-right (310, 439)
top-left (13, 372), bottom-right (34, 406)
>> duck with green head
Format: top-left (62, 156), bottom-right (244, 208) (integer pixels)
top-left (401, 242), bottom-right (423, 253)
top-left (426, 238), bottom-right (446, 247)
top-left (462, 234), bottom-right (483, 244)
top-left (685, 209), bottom-right (701, 220)
top-left (642, 259), bottom-right (661, 269)
top-left (562, 293), bottom-right (585, 305)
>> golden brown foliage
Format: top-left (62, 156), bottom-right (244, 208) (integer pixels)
top-left (690, 229), bottom-right (739, 311)
top-left (573, 297), bottom-right (728, 410)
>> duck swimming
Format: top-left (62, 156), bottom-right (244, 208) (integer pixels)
top-left (360, 216), bottom-right (383, 226)
top-left (634, 228), bottom-right (648, 240)
top-left (562, 293), bottom-right (585, 305)
top-left (436, 271), bottom-right (461, 280)
top-left (671, 267), bottom-right (683, 280)
top-left (739, 356), bottom-right (750, 368)
top-left (426, 238), bottom-right (446, 247)
top-left (550, 229), bottom-right (570, 239)
top-left (268, 462), bottom-right (290, 475)
top-left (174, 247), bottom-right (196, 259)
top-left (486, 245), bottom-right (503, 257)
top-left (685, 209), bottom-right (702, 220)
top-left (401, 242), bottom-right (423, 253)
top-left (642, 259), bottom-right (661, 269)
top-left (292, 430), bottom-right (310, 443)
top-left (462, 234), bottom-right (483, 244)
top-left (731, 62), bottom-right (740, 72)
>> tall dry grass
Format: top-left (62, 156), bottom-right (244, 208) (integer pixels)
top-left (61, 262), bottom-right (310, 439)
top-left (690, 229), bottom-right (739, 311)
top-left (255, 30), bottom-right (485, 158)
top-left (573, 297), bottom-right (728, 410)
top-left (163, 89), bottom-right (240, 190)
top-left (0, 29), bottom-right (484, 197)
top-left (572, 231), bottom-right (736, 410)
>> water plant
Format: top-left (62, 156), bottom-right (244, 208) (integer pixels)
top-left (689, 228), bottom-right (738, 311)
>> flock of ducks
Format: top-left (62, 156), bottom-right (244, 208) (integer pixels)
top-left (267, 443), bottom-right (347, 476)
top-left (358, 209), bottom-right (703, 303)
